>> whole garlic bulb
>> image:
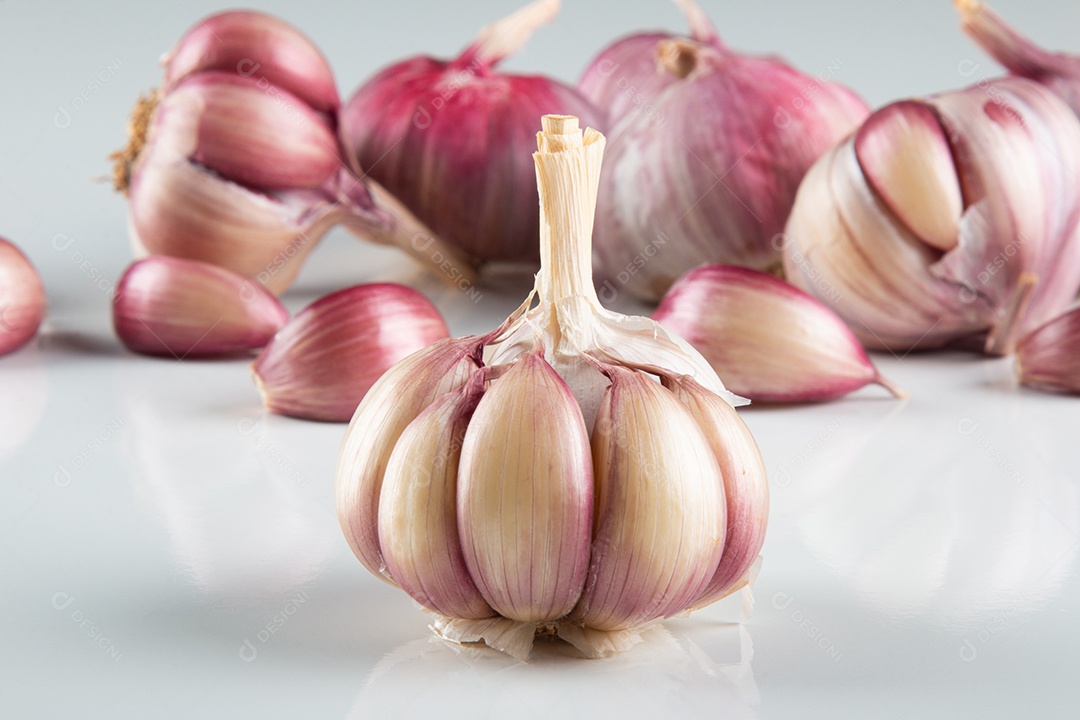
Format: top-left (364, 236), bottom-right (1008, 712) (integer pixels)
top-left (782, 77), bottom-right (1080, 354)
top-left (336, 115), bottom-right (768, 660)
top-left (0, 237), bottom-right (46, 357)
top-left (113, 11), bottom-right (474, 295)
top-left (340, 0), bottom-right (602, 264)
top-left (579, 0), bottom-right (868, 301)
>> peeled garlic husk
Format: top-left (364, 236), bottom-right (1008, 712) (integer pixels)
top-left (336, 115), bottom-right (768, 660)
top-left (340, 0), bottom-right (602, 264)
top-left (1016, 305), bottom-right (1080, 395)
top-left (956, 0), bottom-right (1080, 117)
top-left (783, 77), bottom-right (1080, 355)
top-left (114, 256), bottom-right (288, 358)
top-left (114, 11), bottom-right (475, 295)
top-left (253, 283), bottom-right (449, 422)
top-left (580, 0), bottom-right (868, 301)
top-left (0, 237), bottom-right (46, 357)
top-left (653, 265), bottom-right (902, 402)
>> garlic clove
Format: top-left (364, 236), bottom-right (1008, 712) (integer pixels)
top-left (572, 366), bottom-right (725, 632)
top-left (457, 352), bottom-right (593, 622)
top-left (854, 100), bottom-right (962, 252)
top-left (1016, 305), bottom-right (1080, 395)
top-left (252, 283), bottom-right (450, 422)
top-left (163, 10), bottom-right (339, 112)
top-left (660, 373), bottom-right (768, 608)
top-left (114, 256), bottom-right (288, 358)
top-left (653, 265), bottom-right (902, 402)
top-left (336, 338), bottom-right (483, 584)
top-left (378, 377), bottom-right (497, 619)
top-left (177, 74), bottom-right (343, 190)
top-left (0, 237), bottom-right (46, 357)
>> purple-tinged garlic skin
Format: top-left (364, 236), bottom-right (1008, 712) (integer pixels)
top-left (1017, 305), bottom-right (1080, 395)
top-left (957, 0), bottom-right (1080, 118)
top-left (0, 237), bottom-right (46, 357)
top-left (340, 0), bottom-right (602, 263)
top-left (253, 283), bottom-right (450, 423)
top-left (653, 265), bottom-right (900, 402)
top-left (580, 0), bottom-right (868, 301)
top-left (113, 256), bottom-right (288, 358)
top-left (784, 78), bottom-right (1080, 355)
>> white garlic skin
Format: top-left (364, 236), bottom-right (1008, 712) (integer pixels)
top-left (783, 77), bottom-right (1080, 354)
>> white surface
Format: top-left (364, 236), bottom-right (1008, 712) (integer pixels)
top-left (3, 1), bottom-right (1080, 718)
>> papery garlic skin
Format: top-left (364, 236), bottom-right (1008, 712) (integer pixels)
top-left (116, 11), bottom-right (474, 295)
top-left (0, 237), bottom-right (46, 357)
top-left (783, 78), bottom-right (1080, 354)
top-left (957, 0), bottom-right (1080, 118)
top-left (653, 265), bottom-right (900, 402)
top-left (253, 284), bottom-right (449, 422)
top-left (114, 256), bottom-right (287, 358)
top-left (1016, 305), bottom-right (1080, 395)
top-left (580, 0), bottom-right (868, 301)
top-left (340, 0), bottom-right (602, 263)
top-left (336, 115), bottom-right (768, 660)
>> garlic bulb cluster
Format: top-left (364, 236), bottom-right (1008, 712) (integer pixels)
top-left (253, 284), bottom-right (449, 422)
top-left (579, 0), bottom-right (868, 301)
top-left (340, 0), bottom-right (602, 264)
top-left (114, 256), bottom-right (287, 358)
top-left (653, 265), bottom-right (901, 403)
top-left (0, 237), bottom-right (46, 357)
top-left (113, 10), bottom-right (473, 295)
top-left (1016, 305), bottom-right (1080, 395)
top-left (782, 77), bottom-right (1080, 354)
top-left (957, 0), bottom-right (1080, 117)
top-left (336, 115), bottom-right (768, 660)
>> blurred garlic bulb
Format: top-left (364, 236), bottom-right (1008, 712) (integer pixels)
top-left (113, 10), bottom-right (473, 294)
top-left (0, 237), bottom-right (45, 357)
top-left (957, 0), bottom-right (1080, 117)
top-left (580, 0), bottom-right (868, 300)
top-left (783, 77), bottom-right (1080, 354)
top-left (336, 115), bottom-right (768, 660)
top-left (340, 0), bottom-right (602, 263)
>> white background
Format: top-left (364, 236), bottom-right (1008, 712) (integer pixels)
top-left (3, 1), bottom-right (1080, 718)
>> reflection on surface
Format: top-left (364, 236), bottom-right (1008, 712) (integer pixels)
top-left (0, 345), bottom-right (48, 460)
top-left (786, 397), bottom-right (1079, 624)
top-left (349, 621), bottom-right (757, 720)
top-left (118, 362), bottom-right (338, 600)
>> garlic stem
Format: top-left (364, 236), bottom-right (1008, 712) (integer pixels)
top-left (955, 0), bottom-right (1072, 77)
top-left (673, 0), bottom-right (720, 47)
top-left (469, 0), bottom-right (560, 67)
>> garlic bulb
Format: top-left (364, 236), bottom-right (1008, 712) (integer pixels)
top-left (1016, 305), bottom-right (1080, 395)
top-left (654, 265), bottom-right (901, 402)
top-left (253, 284), bottom-right (449, 422)
top-left (0, 237), bottom-right (46, 357)
top-left (113, 10), bottom-right (474, 295)
top-left (114, 256), bottom-right (288, 358)
top-left (580, 0), bottom-right (868, 301)
top-left (340, 0), bottom-right (602, 264)
top-left (957, 0), bottom-right (1080, 117)
top-left (782, 78), bottom-right (1080, 354)
top-left (336, 115), bottom-right (768, 660)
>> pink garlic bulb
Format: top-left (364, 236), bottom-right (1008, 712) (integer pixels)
top-left (957, 0), bottom-right (1080, 117)
top-left (782, 78), bottom-right (1080, 354)
top-left (114, 10), bottom-right (473, 295)
top-left (0, 237), bottom-right (46, 357)
top-left (340, 0), bottom-right (602, 263)
top-left (580, 0), bottom-right (868, 301)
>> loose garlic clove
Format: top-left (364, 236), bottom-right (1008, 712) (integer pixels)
top-left (0, 237), bottom-right (46, 357)
top-left (571, 366), bottom-right (724, 635)
top-left (854, 101), bottom-right (963, 252)
top-left (653, 265), bottom-right (902, 402)
top-left (661, 374), bottom-right (768, 608)
top-left (1016, 305), bottom-right (1080, 395)
top-left (379, 376), bottom-right (496, 619)
top-left (252, 284), bottom-right (450, 422)
top-left (458, 352), bottom-right (593, 622)
top-left (113, 256), bottom-right (288, 358)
